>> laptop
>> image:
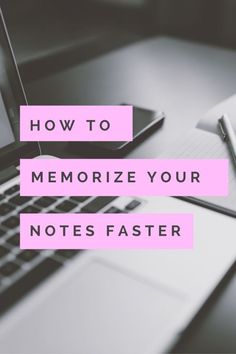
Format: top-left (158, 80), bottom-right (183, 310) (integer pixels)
top-left (0, 9), bottom-right (235, 354)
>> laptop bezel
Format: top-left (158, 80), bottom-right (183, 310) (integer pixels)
top-left (0, 8), bottom-right (39, 170)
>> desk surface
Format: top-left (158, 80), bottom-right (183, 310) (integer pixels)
top-left (26, 36), bottom-right (236, 156)
top-left (26, 36), bottom-right (236, 353)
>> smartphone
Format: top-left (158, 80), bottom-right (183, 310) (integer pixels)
top-left (68, 105), bottom-right (165, 157)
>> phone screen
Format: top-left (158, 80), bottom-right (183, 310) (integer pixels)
top-left (91, 105), bottom-right (165, 152)
top-left (69, 105), bottom-right (165, 158)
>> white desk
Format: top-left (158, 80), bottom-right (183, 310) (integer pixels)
top-left (26, 36), bottom-right (236, 158)
top-left (26, 36), bottom-right (236, 353)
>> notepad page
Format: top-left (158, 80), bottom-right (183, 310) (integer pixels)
top-left (197, 94), bottom-right (236, 135)
top-left (160, 129), bottom-right (236, 216)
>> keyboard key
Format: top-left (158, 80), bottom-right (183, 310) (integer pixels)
top-left (0, 261), bottom-right (20, 277)
top-left (17, 250), bottom-right (39, 262)
top-left (35, 197), bottom-right (56, 208)
top-left (125, 200), bottom-right (141, 211)
top-left (4, 184), bottom-right (20, 195)
top-left (81, 196), bottom-right (117, 213)
top-left (0, 258), bottom-right (61, 315)
top-left (70, 196), bottom-right (91, 203)
top-left (56, 200), bottom-right (77, 212)
top-left (7, 233), bottom-right (19, 247)
top-left (0, 228), bottom-right (5, 237)
top-left (105, 206), bottom-right (123, 213)
top-left (20, 205), bottom-right (40, 213)
top-left (0, 246), bottom-right (9, 258)
top-left (0, 194), bottom-right (6, 202)
top-left (9, 195), bottom-right (31, 206)
top-left (55, 250), bottom-right (79, 259)
top-left (0, 203), bottom-right (14, 216)
top-left (2, 216), bottom-right (19, 229)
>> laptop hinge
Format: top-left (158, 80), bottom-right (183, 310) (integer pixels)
top-left (0, 165), bottom-right (19, 185)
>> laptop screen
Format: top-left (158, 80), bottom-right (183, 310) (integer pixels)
top-left (0, 9), bottom-right (39, 168)
top-left (0, 89), bottom-right (15, 149)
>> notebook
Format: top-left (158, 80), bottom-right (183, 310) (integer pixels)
top-left (161, 94), bottom-right (236, 217)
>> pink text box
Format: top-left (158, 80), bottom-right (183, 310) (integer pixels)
top-left (20, 105), bottom-right (133, 141)
top-left (20, 158), bottom-right (228, 197)
top-left (20, 213), bottom-right (193, 249)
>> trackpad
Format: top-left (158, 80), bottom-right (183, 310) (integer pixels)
top-left (2, 260), bottom-right (185, 354)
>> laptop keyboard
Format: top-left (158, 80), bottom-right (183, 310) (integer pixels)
top-left (0, 181), bottom-right (142, 315)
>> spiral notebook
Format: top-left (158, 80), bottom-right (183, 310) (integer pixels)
top-left (161, 95), bottom-right (236, 217)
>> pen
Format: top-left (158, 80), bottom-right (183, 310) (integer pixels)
top-left (218, 114), bottom-right (236, 166)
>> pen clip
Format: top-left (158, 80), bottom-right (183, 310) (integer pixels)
top-left (218, 116), bottom-right (227, 141)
